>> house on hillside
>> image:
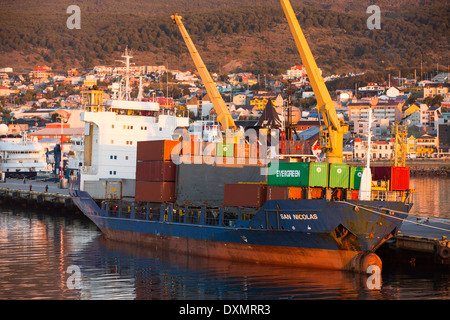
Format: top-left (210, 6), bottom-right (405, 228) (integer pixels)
top-left (415, 133), bottom-right (438, 157)
top-left (249, 92), bottom-right (284, 110)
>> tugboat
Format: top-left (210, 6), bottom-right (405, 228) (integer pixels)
top-left (69, 0), bottom-right (413, 272)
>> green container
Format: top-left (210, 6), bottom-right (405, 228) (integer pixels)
top-left (308, 162), bottom-right (329, 187)
top-left (268, 162), bottom-right (310, 187)
top-left (216, 143), bottom-right (234, 157)
top-left (329, 163), bottom-right (349, 188)
top-left (349, 167), bottom-right (364, 190)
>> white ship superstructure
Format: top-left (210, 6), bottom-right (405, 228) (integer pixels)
top-left (78, 48), bottom-right (189, 200)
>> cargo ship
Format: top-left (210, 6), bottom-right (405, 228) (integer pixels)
top-left (69, 139), bottom-right (412, 272)
top-left (69, 0), bottom-right (413, 272)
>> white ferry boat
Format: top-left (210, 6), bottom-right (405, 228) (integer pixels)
top-left (0, 135), bottom-right (50, 178)
top-left (76, 49), bottom-right (190, 200)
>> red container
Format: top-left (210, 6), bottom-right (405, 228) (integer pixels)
top-left (349, 190), bottom-right (359, 200)
top-left (135, 181), bottom-right (176, 203)
top-left (266, 186), bottom-right (289, 200)
top-left (223, 183), bottom-right (267, 207)
top-left (137, 140), bottom-right (180, 161)
top-left (135, 161), bottom-right (176, 181)
top-left (390, 166), bottom-right (410, 191)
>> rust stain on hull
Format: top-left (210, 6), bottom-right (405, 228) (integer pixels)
top-left (101, 228), bottom-right (375, 272)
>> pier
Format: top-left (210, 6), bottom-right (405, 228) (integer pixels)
top-left (0, 179), bottom-right (76, 212)
top-left (378, 214), bottom-right (450, 268)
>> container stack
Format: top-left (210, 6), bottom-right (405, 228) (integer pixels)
top-left (135, 140), bottom-right (178, 203)
top-left (371, 166), bottom-right (410, 191)
top-left (265, 162), bottom-right (310, 200)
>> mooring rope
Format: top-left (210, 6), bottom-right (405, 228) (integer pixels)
top-left (376, 206), bottom-right (450, 227)
top-left (339, 201), bottom-right (450, 234)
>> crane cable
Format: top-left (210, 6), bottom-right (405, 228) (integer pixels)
top-left (339, 201), bottom-right (450, 234)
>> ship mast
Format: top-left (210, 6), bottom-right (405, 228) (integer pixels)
top-left (117, 47), bottom-right (134, 101)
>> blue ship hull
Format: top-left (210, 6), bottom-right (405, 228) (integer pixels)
top-left (69, 186), bottom-right (411, 272)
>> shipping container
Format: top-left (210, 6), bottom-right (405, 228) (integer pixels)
top-left (371, 166), bottom-right (391, 181)
top-left (391, 166), bottom-right (410, 191)
top-left (135, 161), bottom-right (177, 182)
top-left (176, 164), bottom-right (266, 207)
top-left (349, 167), bottom-right (364, 190)
top-left (223, 183), bottom-right (267, 207)
top-left (329, 163), bottom-right (349, 188)
top-left (308, 162), bottom-right (328, 187)
top-left (235, 144), bottom-right (250, 158)
top-left (137, 140), bottom-right (179, 162)
top-left (281, 140), bottom-right (312, 155)
top-left (288, 187), bottom-right (304, 200)
top-left (267, 162), bottom-right (309, 187)
top-left (309, 187), bottom-right (325, 199)
top-left (135, 181), bottom-right (176, 203)
top-left (181, 140), bottom-right (202, 156)
top-left (266, 186), bottom-right (289, 200)
top-left (348, 189), bottom-right (359, 200)
top-left (216, 143), bottom-right (235, 157)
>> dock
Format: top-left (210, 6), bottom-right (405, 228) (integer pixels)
top-left (0, 179), bottom-right (77, 212)
top-left (379, 213), bottom-right (450, 268)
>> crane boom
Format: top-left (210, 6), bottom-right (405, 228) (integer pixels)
top-left (172, 14), bottom-right (236, 131)
top-left (280, 0), bottom-right (348, 163)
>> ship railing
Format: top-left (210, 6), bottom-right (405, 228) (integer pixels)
top-left (100, 201), bottom-right (257, 228)
top-left (158, 108), bottom-right (189, 118)
top-left (370, 190), bottom-right (410, 202)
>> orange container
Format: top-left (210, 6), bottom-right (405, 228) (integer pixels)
top-left (137, 140), bottom-right (179, 162)
top-left (181, 140), bottom-right (202, 156)
top-left (288, 187), bottom-right (304, 200)
top-left (235, 144), bottom-right (250, 158)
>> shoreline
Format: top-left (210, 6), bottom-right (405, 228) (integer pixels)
top-left (346, 159), bottom-right (449, 176)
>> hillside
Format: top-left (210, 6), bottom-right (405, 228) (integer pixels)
top-left (0, 0), bottom-right (448, 76)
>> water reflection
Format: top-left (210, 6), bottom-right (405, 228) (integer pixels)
top-left (82, 237), bottom-right (383, 300)
top-left (410, 176), bottom-right (450, 218)
top-left (0, 210), bottom-right (98, 299)
top-left (0, 176), bottom-right (449, 300)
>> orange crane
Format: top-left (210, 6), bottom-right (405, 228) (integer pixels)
top-left (172, 14), bottom-right (236, 132)
top-left (280, 0), bottom-right (349, 163)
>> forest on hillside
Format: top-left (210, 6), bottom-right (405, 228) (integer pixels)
top-left (0, 0), bottom-right (448, 76)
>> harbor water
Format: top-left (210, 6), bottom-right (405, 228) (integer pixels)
top-left (0, 176), bottom-right (448, 300)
